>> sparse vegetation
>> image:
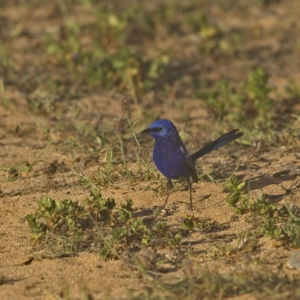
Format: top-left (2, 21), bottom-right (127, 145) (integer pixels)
top-left (1, 0), bottom-right (300, 299)
top-left (226, 177), bottom-right (300, 247)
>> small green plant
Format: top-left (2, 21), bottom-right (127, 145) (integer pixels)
top-left (225, 176), bottom-right (246, 209)
top-left (269, 203), bottom-right (300, 247)
top-left (26, 188), bottom-right (196, 261)
top-left (98, 209), bottom-right (152, 260)
top-left (25, 188), bottom-right (116, 256)
top-left (285, 79), bottom-right (300, 98)
top-left (98, 204), bottom-right (189, 259)
top-left (226, 178), bottom-right (300, 247)
top-left (42, 5), bottom-right (170, 94)
top-left (153, 220), bottom-right (167, 236)
top-left (165, 232), bottom-right (183, 246)
top-left (181, 216), bottom-right (197, 231)
top-left (201, 68), bottom-right (275, 135)
top-left (83, 189), bottom-right (116, 221)
top-left (26, 196), bottom-right (84, 242)
top-left (180, 216), bottom-right (217, 232)
top-left (0, 43), bottom-right (16, 70)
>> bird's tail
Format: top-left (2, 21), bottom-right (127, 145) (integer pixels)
top-left (190, 129), bottom-right (243, 162)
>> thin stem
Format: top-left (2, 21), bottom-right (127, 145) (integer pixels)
top-left (125, 114), bottom-right (141, 165)
top-left (118, 136), bottom-right (127, 171)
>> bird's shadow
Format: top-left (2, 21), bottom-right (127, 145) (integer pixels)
top-left (247, 172), bottom-right (297, 191)
top-left (239, 170), bottom-right (300, 203)
top-left (132, 208), bottom-right (155, 219)
top-left (0, 276), bottom-right (24, 285)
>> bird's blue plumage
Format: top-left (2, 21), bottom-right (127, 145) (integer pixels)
top-left (142, 119), bottom-right (243, 210)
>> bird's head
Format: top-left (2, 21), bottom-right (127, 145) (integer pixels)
top-left (142, 119), bottom-right (179, 142)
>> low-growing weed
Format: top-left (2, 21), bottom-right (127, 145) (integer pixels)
top-left (42, 4), bottom-right (170, 94)
top-left (26, 188), bottom-right (199, 261)
top-left (134, 262), bottom-right (300, 299)
top-left (201, 68), bottom-right (275, 138)
top-left (226, 177), bottom-right (300, 247)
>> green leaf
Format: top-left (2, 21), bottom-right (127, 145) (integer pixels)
top-left (226, 191), bottom-right (242, 206)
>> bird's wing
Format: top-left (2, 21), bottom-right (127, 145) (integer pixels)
top-left (175, 137), bottom-right (198, 183)
top-left (184, 154), bottom-right (198, 183)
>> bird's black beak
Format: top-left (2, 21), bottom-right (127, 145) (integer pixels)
top-left (141, 128), bottom-right (150, 134)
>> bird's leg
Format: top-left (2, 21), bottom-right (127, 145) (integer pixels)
top-left (187, 179), bottom-right (193, 210)
top-left (163, 179), bottom-right (173, 209)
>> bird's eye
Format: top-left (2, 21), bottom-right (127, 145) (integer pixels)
top-left (153, 127), bottom-right (163, 132)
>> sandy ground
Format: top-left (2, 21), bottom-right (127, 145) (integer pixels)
top-left (1, 1), bottom-right (300, 299)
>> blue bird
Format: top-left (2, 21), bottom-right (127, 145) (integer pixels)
top-left (142, 119), bottom-right (243, 210)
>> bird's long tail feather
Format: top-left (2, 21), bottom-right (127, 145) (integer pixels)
top-left (190, 129), bottom-right (243, 162)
